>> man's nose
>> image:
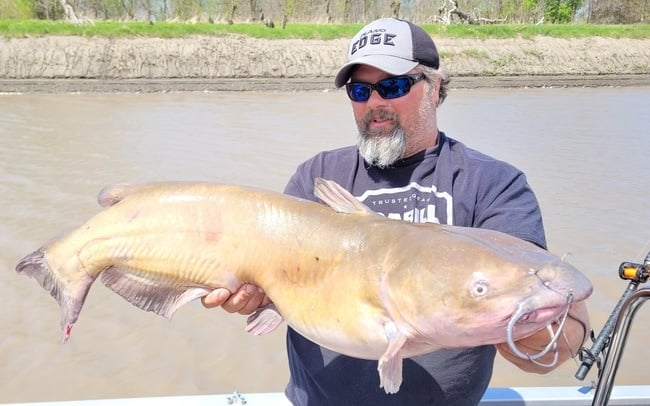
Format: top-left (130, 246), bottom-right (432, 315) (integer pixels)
top-left (365, 88), bottom-right (388, 107)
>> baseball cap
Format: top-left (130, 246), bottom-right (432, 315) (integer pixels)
top-left (334, 18), bottom-right (440, 88)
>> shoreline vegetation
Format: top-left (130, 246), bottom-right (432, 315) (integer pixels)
top-left (0, 21), bottom-right (649, 93)
top-left (2, 20), bottom-right (649, 39)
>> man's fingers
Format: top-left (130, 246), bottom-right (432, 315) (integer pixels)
top-left (221, 284), bottom-right (266, 314)
top-left (236, 286), bottom-right (267, 315)
top-left (201, 284), bottom-right (271, 315)
top-left (201, 288), bottom-right (231, 308)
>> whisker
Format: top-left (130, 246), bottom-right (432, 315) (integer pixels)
top-left (506, 294), bottom-right (574, 367)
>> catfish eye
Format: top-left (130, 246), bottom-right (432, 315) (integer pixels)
top-left (471, 280), bottom-right (489, 298)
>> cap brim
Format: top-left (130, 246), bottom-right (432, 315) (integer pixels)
top-left (334, 55), bottom-right (419, 88)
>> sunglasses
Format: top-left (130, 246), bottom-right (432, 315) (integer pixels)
top-left (345, 73), bottom-right (426, 102)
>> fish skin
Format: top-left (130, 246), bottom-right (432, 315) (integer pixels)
top-left (15, 179), bottom-right (592, 393)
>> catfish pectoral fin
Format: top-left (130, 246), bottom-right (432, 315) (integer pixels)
top-left (16, 249), bottom-right (94, 342)
top-left (100, 267), bottom-right (212, 319)
top-left (377, 322), bottom-right (408, 394)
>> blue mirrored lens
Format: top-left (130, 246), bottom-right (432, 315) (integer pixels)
top-left (376, 77), bottom-right (411, 99)
top-left (346, 84), bottom-right (372, 102)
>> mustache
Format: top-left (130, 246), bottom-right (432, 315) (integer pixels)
top-left (360, 109), bottom-right (399, 132)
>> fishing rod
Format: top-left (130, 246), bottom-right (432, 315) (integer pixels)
top-left (574, 248), bottom-right (650, 406)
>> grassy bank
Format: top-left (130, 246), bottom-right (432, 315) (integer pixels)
top-left (1, 19), bottom-right (649, 40)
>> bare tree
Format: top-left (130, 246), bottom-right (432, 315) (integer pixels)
top-left (58, 0), bottom-right (80, 21)
top-left (589, 0), bottom-right (648, 23)
top-left (19, 0), bottom-right (650, 24)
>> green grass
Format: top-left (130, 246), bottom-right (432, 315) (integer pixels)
top-left (0, 19), bottom-right (648, 39)
top-left (0, 20), bottom-right (362, 39)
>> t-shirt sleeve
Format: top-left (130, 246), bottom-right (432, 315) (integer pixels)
top-left (472, 164), bottom-right (547, 249)
top-left (284, 160), bottom-right (318, 201)
top-left (284, 147), bottom-right (360, 202)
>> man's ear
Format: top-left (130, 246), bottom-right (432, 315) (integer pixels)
top-left (431, 76), bottom-right (442, 107)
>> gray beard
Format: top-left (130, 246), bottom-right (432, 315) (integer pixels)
top-left (356, 108), bottom-right (407, 168)
top-left (357, 127), bottom-right (407, 169)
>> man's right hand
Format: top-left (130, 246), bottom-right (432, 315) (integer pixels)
top-left (201, 284), bottom-right (271, 315)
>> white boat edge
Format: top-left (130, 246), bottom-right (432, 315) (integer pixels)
top-left (3, 386), bottom-right (650, 406)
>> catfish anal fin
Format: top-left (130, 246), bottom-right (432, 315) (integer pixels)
top-left (246, 303), bottom-right (284, 335)
top-left (100, 267), bottom-right (211, 319)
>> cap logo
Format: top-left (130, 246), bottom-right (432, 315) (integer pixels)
top-left (350, 29), bottom-right (397, 56)
top-left (334, 18), bottom-right (438, 88)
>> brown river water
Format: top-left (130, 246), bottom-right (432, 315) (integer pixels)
top-left (1, 86), bottom-right (649, 403)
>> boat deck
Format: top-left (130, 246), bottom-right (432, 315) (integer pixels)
top-left (4, 385), bottom-right (650, 405)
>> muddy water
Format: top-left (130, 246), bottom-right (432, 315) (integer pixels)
top-left (1, 87), bottom-right (648, 402)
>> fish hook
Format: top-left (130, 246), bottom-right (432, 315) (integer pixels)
top-left (506, 293), bottom-right (574, 367)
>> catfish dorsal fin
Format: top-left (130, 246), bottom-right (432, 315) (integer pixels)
top-left (314, 178), bottom-right (375, 215)
top-left (100, 266), bottom-right (211, 319)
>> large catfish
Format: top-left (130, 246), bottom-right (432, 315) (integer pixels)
top-left (16, 178), bottom-right (592, 393)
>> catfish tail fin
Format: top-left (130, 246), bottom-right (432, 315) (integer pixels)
top-left (16, 248), bottom-right (94, 342)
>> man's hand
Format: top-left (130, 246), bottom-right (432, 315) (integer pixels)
top-left (496, 301), bottom-right (590, 373)
top-left (201, 284), bottom-right (271, 315)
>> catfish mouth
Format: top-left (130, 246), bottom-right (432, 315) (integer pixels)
top-left (514, 304), bottom-right (567, 325)
top-left (505, 293), bottom-right (574, 367)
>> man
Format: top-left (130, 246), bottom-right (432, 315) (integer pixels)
top-left (203, 18), bottom-right (590, 405)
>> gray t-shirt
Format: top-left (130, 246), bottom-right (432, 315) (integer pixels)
top-left (283, 132), bottom-right (546, 405)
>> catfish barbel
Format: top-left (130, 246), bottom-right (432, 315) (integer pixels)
top-left (16, 178), bottom-right (592, 393)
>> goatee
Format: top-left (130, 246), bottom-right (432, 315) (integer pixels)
top-left (357, 109), bottom-right (407, 169)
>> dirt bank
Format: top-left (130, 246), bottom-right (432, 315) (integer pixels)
top-left (0, 34), bottom-right (649, 92)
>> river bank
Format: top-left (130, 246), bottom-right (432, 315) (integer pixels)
top-left (1, 34), bottom-right (649, 92)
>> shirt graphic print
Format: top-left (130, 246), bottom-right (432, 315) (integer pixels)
top-left (356, 181), bottom-right (453, 225)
